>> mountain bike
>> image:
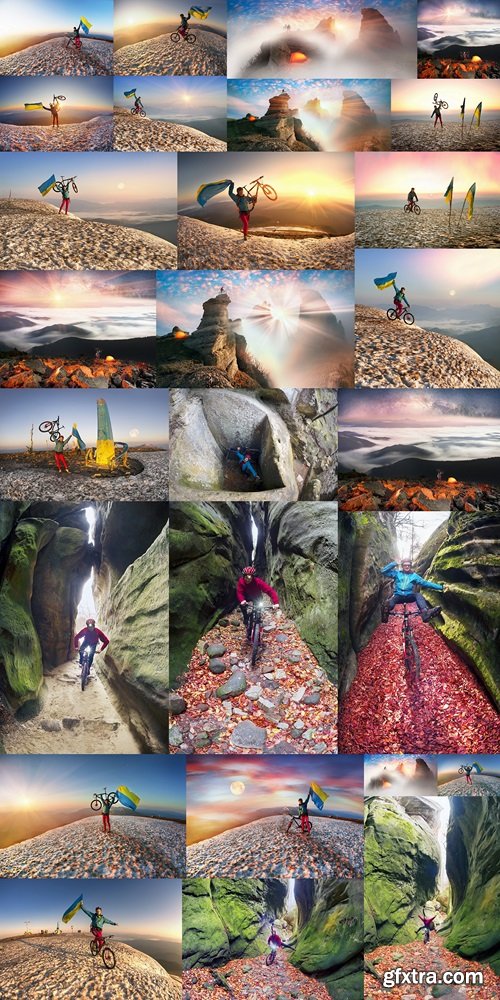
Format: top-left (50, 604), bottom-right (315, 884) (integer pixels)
top-left (386, 305), bottom-right (414, 326)
top-left (39, 416), bottom-right (64, 441)
top-left (245, 600), bottom-right (265, 666)
top-left (285, 812), bottom-right (312, 835)
top-left (80, 646), bottom-right (94, 691)
top-left (433, 93), bottom-right (448, 109)
top-left (244, 175), bottom-right (278, 201)
top-left (66, 34), bottom-right (82, 49)
top-left (54, 175), bottom-right (78, 194)
top-left (131, 106), bottom-right (146, 117)
top-left (266, 947), bottom-right (277, 966)
top-left (91, 790), bottom-right (119, 811)
top-left (386, 605), bottom-right (421, 682)
top-left (404, 201), bottom-right (421, 215)
top-left (170, 29), bottom-right (196, 43)
top-left (90, 934), bottom-right (116, 969)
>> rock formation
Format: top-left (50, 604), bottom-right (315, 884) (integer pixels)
top-left (228, 90), bottom-right (321, 152)
top-left (333, 89), bottom-right (380, 151)
top-left (283, 289), bottom-right (352, 387)
top-left (338, 513), bottom-right (396, 699)
top-left (445, 796), bottom-right (500, 972)
top-left (364, 796), bottom-right (440, 947)
top-left (260, 502), bottom-right (338, 682)
top-left (158, 292), bottom-right (272, 389)
top-left (414, 513), bottom-right (500, 708)
top-left (303, 97), bottom-right (330, 119)
top-left (182, 878), bottom-right (287, 968)
top-left (357, 7), bottom-right (402, 50)
top-left (292, 879), bottom-right (363, 997)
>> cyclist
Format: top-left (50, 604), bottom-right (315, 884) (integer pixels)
top-left (43, 97), bottom-right (60, 128)
top-left (68, 24), bottom-right (81, 47)
top-left (101, 794), bottom-right (114, 834)
top-left (178, 11), bottom-right (191, 38)
top-left (287, 791), bottom-right (311, 832)
top-left (236, 566), bottom-right (279, 628)
top-left (133, 95), bottom-right (145, 115)
top-left (417, 912), bottom-right (435, 944)
top-left (227, 180), bottom-right (258, 241)
top-left (431, 103), bottom-right (443, 129)
top-left (393, 284), bottom-right (410, 319)
top-left (267, 925), bottom-right (294, 954)
top-left (228, 446), bottom-right (261, 483)
top-left (58, 179), bottom-right (71, 216)
top-left (407, 186), bottom-right (419, 210)
top-left (80, 904), bottom-right (118, 952)
top-left (74, 619), bottom-right (110, 673)
top-left (381, 559), bottom-right (444, 623)
top-left (461, 763), bottom-right (474, 785)
top-left (53, 432), bottom-right (73, 473)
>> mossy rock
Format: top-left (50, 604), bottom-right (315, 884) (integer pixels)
top-left (291, 880), bottom-right (363, 974)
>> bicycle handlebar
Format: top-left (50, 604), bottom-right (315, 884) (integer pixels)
top-left (389, 610), bottom-right (420, 617)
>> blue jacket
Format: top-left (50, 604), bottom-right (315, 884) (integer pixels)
top-left (228, 181), bottom-right (255, 214)
top-left (393, 286), bottom-right (409, 306)
top-left (381, 561), bottom-right (443, 597)
top-left (81, 906), bottom-right (117, 930)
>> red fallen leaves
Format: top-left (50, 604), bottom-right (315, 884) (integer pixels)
top-left (183, 953), bottom-right (332, 1000)
top-left (340, 608), bottom-right (500, 753)
top-left (365, 936), bottom-right (500, 999)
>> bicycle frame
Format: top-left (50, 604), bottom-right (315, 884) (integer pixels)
top-left (389, 606), bottom-right (421, 679)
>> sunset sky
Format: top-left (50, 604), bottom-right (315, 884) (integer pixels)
top-left (114, 0), bottom-right (227, 34)
top-left (339, 388), bottom-right (500, 426)
top-left (355, 249), bottom-right (500, 307)
top-left (0, 153), bottom-right (177, 220)
top-left (177, 151), bottom-right (354, 213)
top-left (186, 755), bottom-right (363, 844)
top-left (437, 754), bottom-right (500, 784)
top-left (418, 0), bottom-right (500, 25)
top-left (0, 0), bottom-right (113, 47)
top-left (114, 76), bottom-right (226, 121)
top-left (0, 77), bottom-right (113, 120)
top-left (0, 879), bottom-right (181, 941)
top-left (0, 271), bottom-right (156, 308)
top-left (227, 78), bottom-right (390, 120)
top-left (391, 78), bottom-right (500, 115)
top-left (0, 389), bottom-right (169, 451)
top-left (355, 151), bottom-right (499, 203)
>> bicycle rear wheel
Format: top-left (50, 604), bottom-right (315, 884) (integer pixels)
top-left (90, 798), bottom-right (102, 812)
top-left (39, 421), bottom-right (54, 433)
top-left (262, 184), bottom-right (278, 201)
top-left (251, 622), bottom-right (261, 665)
top-left (386, 308), bottom-right (397, 321)
top-left (102, 947), bottom-right (116, 969)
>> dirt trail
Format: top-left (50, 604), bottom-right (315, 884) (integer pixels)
top-left (365, 936), bottom-right (499, 999)
top-left (340, 606), bottom-right (500, 754)
top-left (183, 953), bottom-right (331, 1000)
top-left (1, 659), bottom-right (141, 754)
top-left (170, 607), bottom-right (337, 754)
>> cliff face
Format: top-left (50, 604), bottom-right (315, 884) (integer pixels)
top-left (364, 796), bottom-right (440, 947)
top-left (292, 879), bottom-right (364, 997)
top-left (445, 796), bottom-right (500, 972)
top-left (414, 513), bottom-right (500, 707)
top-left (0, 503), bottom-right (92, 710)
top-left (338, 512), bottom-right (396, 698)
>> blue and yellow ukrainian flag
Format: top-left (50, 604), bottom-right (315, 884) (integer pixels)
top-left (116, 786), bottom-right (140, 810)
top-left (309, 782), bottom-right (328, 810)
top-left (472, 762), bottom-right (484, 773)
top-left (373, 272), bottom-right (397, 290)
top-left (189, 6), bottom-right (212, 18)
top-left (62, 894), bottom-right (83, 924)
top-left (79, 16), bottom-right (92, 34)
top-left (124, 88), bottom-right (137, 98)
top-left (196, 178), bottom-right (232, 206)
top-left (25, 102), bottom-right (43, 110)
top-left (464, 182), bottom-right (476, 220)
top-left (38, 174), bottom-right (57, 196)
top-left (443, 177), bottom-right (453, 204)
top-left (472, 102), bottom-right (482, 127)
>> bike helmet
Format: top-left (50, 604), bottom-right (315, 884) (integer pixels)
top-left (242, 566), bottom-right (256, 576)
top-left (86, 618), bottom-right (96, 626)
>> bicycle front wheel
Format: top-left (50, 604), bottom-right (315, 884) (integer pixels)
top-left (441, 101), bottom-right (449, 109)
top-left (251, 622), bottom-right (261, 665)
top-left (81, 663), bottom-right (90, 691)
top-left (262, 184), bottom-right (277, 201)
top-left (102, 947), bottom-right (116, 969)
top-left (39, 421), bottom-right (54, 433)
top-left (413, 204), bottom-right (421, 215)
top-left (403, 311), bottom-right (414, 326)
top-left (405, 636), bottom-right (420, 681)
top-left (49, 431), bottom-right (60, 442)
top-left (186, 33), bottom-right (196, 44)
top-left (386, 308), bottom-right (397, 321)
top-left (90, 798), bottom-right (102, 812)
top-left (266, 951), bottom-right (276, 966)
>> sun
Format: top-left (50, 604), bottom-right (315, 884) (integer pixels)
top-left (449, 290), bottom-right (456, 296)
top-left (230, 781), bottom-right (245, 796)
top-left (18, 795), bottom-right (33, 809)
top-left (117, 182), bottom-right (126, 190)
top-left (306, 189), bottom-right (317, 198)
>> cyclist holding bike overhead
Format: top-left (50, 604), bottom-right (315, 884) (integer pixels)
top-left (228, 180), bottom-right (258, 241)
top-left (381, 559), bottom-right (444, 623)
top-left (80, 904), bottom-right (117, 953)
top-left (236, 566), bottom-right (279, 628)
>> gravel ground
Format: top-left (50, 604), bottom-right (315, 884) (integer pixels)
top-left (114, 31), bottom-right (226, 77)
top-left (391, 118), bottom-right (500, 151)
top-left (438, 775), bottom-right (500, 796)
top-left (355, 206), bottom-right (500, 249)
top-left (113, 107), bottom-right (226, 152)
top-left (0, 816), bottom-right (186, 879)
top-left (0, 116), bottom-right (113, 152)
top-left (0, 37), bottom-right (113, 76)
top-left (0, 937), bottom-right (181, 1000)
top-left (178, 216), bottom-right (355, 270)
top-left (187, 814), bottom-right (363, 879)
top-left (183, 954), bottom-right (332, 1000)
top-left (0, 199), bottom-right (176, 270)
top-left (355, 306), bottom-right (500, 388)
top-left (0, 452), bottom-right (169, 501)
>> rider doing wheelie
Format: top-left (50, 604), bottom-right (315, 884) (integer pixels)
top-left (393, 284), bottom-right (410, 319)
top-left (236, 566), bottom-right (279, 628)
top-left (381, 559), bottom-right (444, 623)
top-left (74, 619), bottom-right (109, 674)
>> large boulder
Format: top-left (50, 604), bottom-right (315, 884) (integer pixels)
top-left (182, 878), bottom-right (287, 969)
top-left (97, 524), bottom-right (169, 752)
top-left (0, 517), bottom-right (58, 708)
top-left (414, 513), bottom-right (500, 707)
top-left (445, 797), bottom-right (500, 972)
top-left (263, 502), bottom-right (338, 682)
top-left (291, 879), bottom-right (364, 997)
top-left (364, 796), bottom-right (440, 947)
top-left (338, 512), bottom-right (396, 698)
top-left (31, 525), bottom-right (93, 669)
top-left (169, 502), bottom-right (252, 685)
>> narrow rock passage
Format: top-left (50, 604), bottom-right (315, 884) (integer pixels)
top-left (340, 605), bottom-right (500, 753)
top-left (365, 936), bottom-right (499, 999)
top-left (170, 608), bottom-right (337, 754)
top-left (1, 659), bottom-right (142, 754)
top-left (183, 953), bottom-right (331, 999)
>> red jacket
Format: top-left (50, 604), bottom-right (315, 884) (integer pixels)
top-left (74, 626), bottom-right (109, 650)
top-left (236, 576), bottom-right (279, 605)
